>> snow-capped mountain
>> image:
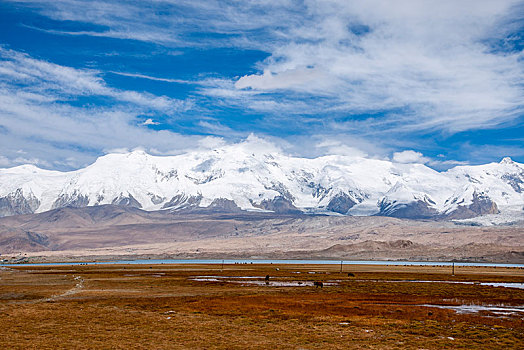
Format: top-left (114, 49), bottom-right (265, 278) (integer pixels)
top-left (1, 137), bottom-right (523, 220)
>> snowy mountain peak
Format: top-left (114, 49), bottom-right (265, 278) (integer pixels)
top-left (500, 156), bottom-right (514, 165)
top-left (0, 147), bottom-right (523, 221)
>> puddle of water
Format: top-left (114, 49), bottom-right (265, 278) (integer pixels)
top-left (230, 280), bottom-right (339, 287)
top-left (191, 275), bottom-right (266, 279)
top-left (191, 278), bottom-right (221, 282)
top-left (123, 273), bottom-right (166, 277)
top-left (480, 282), bottom-right (524, 290)
top-left (356, 280), bottom-right (524, 290)
top-left (235, 280), bottom-right (314, 287)
top-left (189, 276), bottom-right (338, 287)
top-left (189, 278), bottom-right (311, 286)
top-left (190, 275), bottom-right (524, 289)
top-left (421, 304), bottom-right (524, 316)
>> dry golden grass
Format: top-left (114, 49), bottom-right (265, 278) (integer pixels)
top-left (0, 264), bottom-right (523, 349)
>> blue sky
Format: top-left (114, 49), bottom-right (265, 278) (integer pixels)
top-left (0, 0), bottom-right (523, 170)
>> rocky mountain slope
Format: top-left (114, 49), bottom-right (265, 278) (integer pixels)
top-left (1, 137), bottom-right (523, 220)
top-left (0, 205), bottom-right (522, 263)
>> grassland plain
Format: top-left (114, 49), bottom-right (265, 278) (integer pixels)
top-left (0, 264), bottom-right (523, 349)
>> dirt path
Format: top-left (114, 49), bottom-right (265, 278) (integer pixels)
top-left (45, 275), bottom-right (84, 301)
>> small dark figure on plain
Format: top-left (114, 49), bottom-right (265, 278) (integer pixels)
top-left (314, 281), bottom-right (323, 288)
top-left (265, 274), bottom-right (270, 285)
top-left (347, 272), bottom-right (355, 277)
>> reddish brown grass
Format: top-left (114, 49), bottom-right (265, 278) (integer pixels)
top-left (0, 264), bottom-right (523, 349)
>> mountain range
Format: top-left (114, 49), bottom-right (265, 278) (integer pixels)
top-left (1, 137), bottom-right (523, 221)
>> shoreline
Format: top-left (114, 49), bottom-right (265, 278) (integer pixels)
top-left (4, 257), bottom-right (524, 268)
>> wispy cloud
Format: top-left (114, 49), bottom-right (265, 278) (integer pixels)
top-left (0, 47), bottom-right (200, 169)
top-left (227, 0), bottom-right (524, 134)
top-left (2, 0), bottom-right (523, 168)
top-left (108, 71), bottom-right (194, 84)
top-left (10, 0), bottom-right (301, 49)
top-left (0, 47), bottom-right (190, 113)
top-left (9, 0), bottom-right (524, 136)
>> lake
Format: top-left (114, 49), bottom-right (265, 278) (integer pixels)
top-left (2, 259), bottom-right (523, 268)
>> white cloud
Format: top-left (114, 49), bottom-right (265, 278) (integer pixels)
top-left (2, 0), bottom-right (523, 167)
top-left (315, 139), bottom-right (368, 158)
top-left (235, 68), bottom-right (329, 91)
top-left (392, 150), bottom-right (429, 164)
top-left (0, 47), bottom-right (189, 114)
top-left (9, 1), bottom-right (524, 135)
top-left (229, 0), bottom-right (524, 133)
top-left (0, 47), bottom-right (203, 170)
top-left (142, 118), bottom-right (160, 126)
top-left (428, 159), bottom-right (470, 168)
top-left (196, 136), bottom-right (227, 150)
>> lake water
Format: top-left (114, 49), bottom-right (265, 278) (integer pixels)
top-left (1, 259), bottom-right (523, 268)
